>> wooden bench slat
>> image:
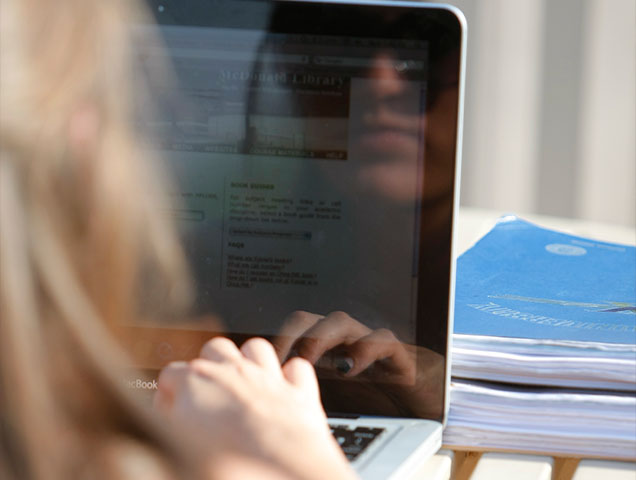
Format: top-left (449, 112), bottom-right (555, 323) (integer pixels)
top-left (409, 449), bottom-right (453, 480)
top-left (571, 459), bottom-right (636, 480)
top-left (468, 453), bottom-right (553, 480)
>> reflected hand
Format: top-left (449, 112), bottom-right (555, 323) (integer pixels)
top-left (273, 310), bottom-right (444, 419)
top-left (273, 310), bottom-right (415, 383)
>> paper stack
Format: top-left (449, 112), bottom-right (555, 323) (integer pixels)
top-left (443, 216), bottom-right (636, 459)
top-left (445, 380), bottom-right (636, 458)
top-left (452, 335), bottom-right (636, 391)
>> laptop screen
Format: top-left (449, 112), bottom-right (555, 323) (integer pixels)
top-left (128, 0), bottom-right (464, 422)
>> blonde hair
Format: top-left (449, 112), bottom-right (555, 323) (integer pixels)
top-left (1, 0), bottom-right (194, 478)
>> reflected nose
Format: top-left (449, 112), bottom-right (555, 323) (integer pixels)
top-left (366, 52), bottom-right (405, 98)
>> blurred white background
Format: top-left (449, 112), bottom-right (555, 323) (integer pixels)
top-left (431, 0), bottom-right (635, 227)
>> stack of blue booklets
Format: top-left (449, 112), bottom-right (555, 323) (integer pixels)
top-left (443, 215), bottom-right (636, 458)
top-left (452, 215), bottom-right (635, 391)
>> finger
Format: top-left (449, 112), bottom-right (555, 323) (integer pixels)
top-left (282, 356), bottom-right (320, 400)
top-left (345, 328), bottom-right (413, 378)
top-left (294, 311), bottom-right (371, 365)
top-left (271, 310), bottom-right (323, 361)
top-left (200, 336), bottom-right (242, 363)
top-left (153, 389), bottom-right (170, 414)
top-left (240, 337), bottom-right (283, 376)
top-left (155, 361), bottom-right (189, 411)
top-left (165, 359), bottom-right (238, 419)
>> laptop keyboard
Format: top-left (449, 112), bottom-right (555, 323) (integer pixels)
top-left (329, 424), bottom-right (385, 461)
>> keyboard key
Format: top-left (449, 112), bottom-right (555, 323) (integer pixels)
top-left (329, 424), bottom-right (385, 461)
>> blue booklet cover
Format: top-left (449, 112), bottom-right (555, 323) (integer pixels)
top-left (454, 216), bottom-right (636, 345)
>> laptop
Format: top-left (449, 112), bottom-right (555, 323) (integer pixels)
top-left (125, 1), bottom-right (466, 478)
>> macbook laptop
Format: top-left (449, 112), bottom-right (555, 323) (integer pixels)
top-left (125, 1), bottom-right (466, 478)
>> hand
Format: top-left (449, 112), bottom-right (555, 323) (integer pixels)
top-left (274, 311), bottom-right (415, 382)
top-left (273, 311), bottom-right (445, 419)
top-left (154, 337), bottom-right (357, 480)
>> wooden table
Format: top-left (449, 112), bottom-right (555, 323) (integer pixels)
top-left (410, 208), bottom-right (636, 480)
top-left (412, 450), bottom-right (635, 480)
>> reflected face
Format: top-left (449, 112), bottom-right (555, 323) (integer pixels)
top-left (335, 50), bottom-right (458, 207)
top-left (348, 52), bottom-right (424, 204)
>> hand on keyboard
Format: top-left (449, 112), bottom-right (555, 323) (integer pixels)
top-left (154, 336), bottom-right (358, 480)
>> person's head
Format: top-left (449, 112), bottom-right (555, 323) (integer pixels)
top-left (0, 0), bottom-right (192, 478)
